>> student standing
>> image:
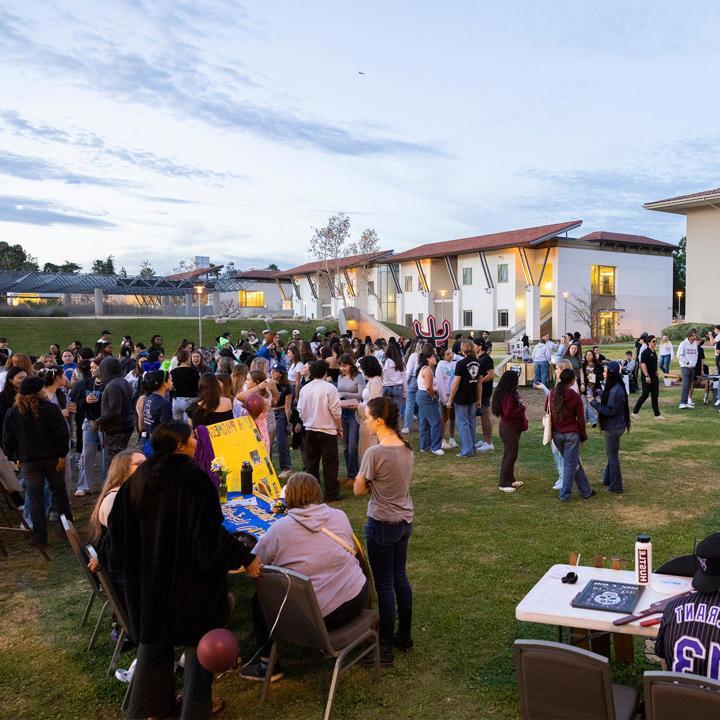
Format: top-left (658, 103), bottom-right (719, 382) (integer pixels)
top-left (140, 370), bottom-right (174, 456)
top-left (270, 364), bottom-right (293, 480)
top-left (475, 342), bottom-right (495, 452)
top-left (447, 340), bottom-right (481, 457)
top-left (532, 337), bottom-right (550, 388)
top-left (337, 354), bottom-right (365, 482)
top-left (170, 350), bottom-right (199, 421)
top-left (354, 397), bottom-right (414, 667)
top-left (401, 341), bottom-right (421, 434)
top-left (415, 351), bottom-right (443, 455)
top-left (632, 335), bottom-right (664, 419)
top-left (591, 362), bottom-right (631, 494)
top-left (677, 329), bottom-right (699, 409)
top-left (95, 357), bottom-right (134, 463)
top-left (357, 356), bottom-right (383, 461)
top-left (381, 344), bottom-right (405, 417)
top-left (491, 370), bottom-right (527, 493)
top-left (658, 335), bottom-right (673, 374)
top-left (580, 350), bottom-right (601, 426)
top-left (435, 347), bottom-right (457, 449)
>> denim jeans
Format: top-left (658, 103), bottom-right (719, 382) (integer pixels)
top-left (533, 360), bottom-right (549, 386)
top-left (172, 396), bottom-right (196, 422)
top-left (402, 375), bottom-right (418, 430)
top-left (78, 419), bottom-right (107, 493)
top-left (416, 390), bottom-right (442, 451)
top-left (23, 459), bottom-right (73, 545)
top-left (341, 408), bottom-right (360, 478)
top-left (551, 441), bottom-right (564, 484)
top-left (552, 431), bottom-right (592, 501)
top-left (382, 385), bottom-right (404, 419)
top-left (365, 517), bottom-right (413, 646)
top-left (273, 410), bottom-right (292, 472)
top-left (659, 354), bottom-right (671, 374)
top-left (584, 393), bottom-right (598, 425)
top-left (602, 428), bottom-right (624, 492)
top-left (454, 403), bottom-right (477, 456)
top-left (680, 366), bottom-right (695, 404)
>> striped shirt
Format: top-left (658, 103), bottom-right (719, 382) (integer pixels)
top-left (654, 590), bottom-right (720, 679)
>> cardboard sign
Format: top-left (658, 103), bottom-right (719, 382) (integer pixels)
top-left (206, 416), bottom-right (282, 499)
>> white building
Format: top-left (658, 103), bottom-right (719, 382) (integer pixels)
top-left (275, 221), bottom-right (674, 339)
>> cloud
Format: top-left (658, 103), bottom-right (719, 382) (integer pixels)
top-left (0, 9), bottom-right (439, 158)
top-left (0, 195), bottom-right (117, 228)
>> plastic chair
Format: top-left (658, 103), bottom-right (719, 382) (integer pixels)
top-left (654, 554), bottom-right (695, 577)
top-left (255, 565), bottom-right (380, 720)
top-left (514, 639), bottom-right (637, 720)
top-left (644, 671), bottom-right (720, 719)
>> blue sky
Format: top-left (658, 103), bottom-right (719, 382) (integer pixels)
top-left (0, 1), bottom-right (717, 273)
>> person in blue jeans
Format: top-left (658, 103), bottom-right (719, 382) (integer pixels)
top-left (546, 368), bottom-right (596, 503)
top-left (354, 396), bottom-right (414, 667)
top-left (337, 355), bottom-right (365, 481)
top-left (270, 364), bottom-right (294, 478)
top-left (447, 340), bottom-right (481, 457)
top-left (401, 341), bottom-right (422, 433)
top-left (415, 351), bottom-right (443, 454)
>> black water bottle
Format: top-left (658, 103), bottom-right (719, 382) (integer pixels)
top-left (240, 461), bottom-right (253, 495)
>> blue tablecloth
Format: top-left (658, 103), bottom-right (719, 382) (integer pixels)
top-left (221, 492), bottom-right (279, 539)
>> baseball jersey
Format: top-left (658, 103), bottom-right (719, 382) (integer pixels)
top-left (654, 590), bottom-right (720, 679)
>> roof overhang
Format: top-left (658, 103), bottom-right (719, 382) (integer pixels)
top-left (644, 192), bottom-right (720, 215)
top-left (527, 220), bottom-right (583, 246)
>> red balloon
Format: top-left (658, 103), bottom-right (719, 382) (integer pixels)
top-left (197, 628), bottom-right (238, 673)
top-left (244, 393), bottom-right (266, 418)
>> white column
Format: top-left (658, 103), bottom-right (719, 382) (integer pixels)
top-left (212, 291), bottom-right (221, 314)
top-left (452, 289), bottom-right (462, 330)
top-left (93, 288), bottom-right (104, 316)
top-left (525, 285), bottom-right (541, 340)
top-left (185, 293), bottom-right (193, 316)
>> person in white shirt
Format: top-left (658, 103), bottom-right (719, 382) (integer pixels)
top-left (401, 341), bottom-right (422, 433)
top-left (436, 347), bottom-right (457, 449)
top-left (677, 329), bottom-right (699, 409)
top-left (532, 337), bottom-right (550, 388)
top-left (658, 335), bottom-right (673, 374)
top-left (381, 343), bottom-right (406, 416)
top-left (297, 360), bottom-right (342, 501)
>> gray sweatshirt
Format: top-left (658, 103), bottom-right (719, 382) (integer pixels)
top-left (252, 503), bottom-right (366, 615)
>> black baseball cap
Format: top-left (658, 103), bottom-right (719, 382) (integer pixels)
top-left (101, 329), bottom-right (112, 335)
top-left (693, 533), bottom-right (720, 592)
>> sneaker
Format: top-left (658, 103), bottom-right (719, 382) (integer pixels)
top-left (552, 479), bottom-right (563, 490)
top-left (400, 427), bottom-right (410, 434)
top-left (631, 412), bottom-right (640, 418)
top-left (498, 486), bottom-right (516, 493)
top-left (654, 415), bottom-right (666, 421)
top-left (714, 398), bottom-right (720, 407)
top-left (679, 403), bottom-right (691, 409)
top-left (74, 489), bottom-right (86, 497)
top-left (419, 449), bottom-right (427, 453)
top-left (447, 438), bottom-right (458, 448)
top-left (431, 449), bottom-right (445, 456)
top-left (456, 452), bottom-right (474, 458)
top-left (441, 440), bottom-right (452, 450)
top-left (277, 469), bottom-right (292, 480)
top-left (476, 442), bottom-right (494, 452)
top-left (240, 660), bottom-right (284, 682)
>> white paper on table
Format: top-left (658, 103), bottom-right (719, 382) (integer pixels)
top-left (226, 496), bottom-right (258, 507)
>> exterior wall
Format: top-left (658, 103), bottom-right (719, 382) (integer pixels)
top-left (291, 276), bottom-right (321, 319)
top-left (555, 246), bottom-right (672, 337)
top-left (397, 260), bottom-right (432, 326)
top-left (217, 280), bottom-right (290, 317)
top-left (685, 207), bottom-right (718, 323)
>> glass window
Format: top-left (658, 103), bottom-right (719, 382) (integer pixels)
top-left (599, 311), bottom-right (617, 337)
top-left (462, 267), bottom-right (472, 285)
top-left (404, 275), bottom-right (413, 292)
top-left (592, 265), bottom-right (616, 295)
top-left (281, 299), bottom-right (293, 311)
top-left (497, 264), bottom-right (509, 283)
top-left (463, 310), bottom-right (473, 327)
top-left (367, 280), bottom-right (375, 294)
top-left (238, 290), bottom-right (264, 307)
top-left (418, 313), bottom-right (424, 323)
top-left (497, 309), bottom-right (509, 327)
top-left (405, 313), bottom-right (413, 327)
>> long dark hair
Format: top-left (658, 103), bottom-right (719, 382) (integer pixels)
top-left (358, 355), bottom-right (382, 378)
top-left (415, 350), bottom-right (434, 378)
top-left (553, 368), bottom-right (576, 415)
top-left (195, 373), bottom-right (221, 411)
top-left (338, 353), bottom-right (359, 378)
top-left (491, 370), bottom-right (519, 417)
top-left (384, 343), bottom-right (405, 371)
top-left (601, 367), bottom-right (631, 432)
top-left (0, 367), bottom-right (26, 404)
top-left (366, 396), bottom-right (411, 448)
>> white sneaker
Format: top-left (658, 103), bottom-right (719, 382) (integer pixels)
top-left (400, 427), bottom-right (410, 434)
top-left (476, 442), bottom-right (494, 452)
top-left (74, 489), bottom-right (86, 497)
top-left (447, 438), bottom-right (458, 448)
top-left (679, 403), bottom-right (691, 409)
top-left (655, 415), bottom-right (666, 421)
top-left (714, 399), bottom-right (720, 406)
top-left (441, 440), bottom-right (452, 450)
top-left (631, 412), bottom-right (640, 418)
top-left (553, 479), bottom-right (563, 490)
top-left (432, 449), bottom-right (445, 456)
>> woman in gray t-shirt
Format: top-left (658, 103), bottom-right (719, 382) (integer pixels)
top-left (354, 396), bottom-right (414, 667)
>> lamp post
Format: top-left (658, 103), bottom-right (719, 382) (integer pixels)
top-left (562, 291), bottom-right (569, 335)
top-left (195, 285), bottom-right (204, 347)
top-left (675, 290), bottom-right (683, 319)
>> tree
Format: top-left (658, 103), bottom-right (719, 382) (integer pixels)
top-left (91, 256), bottom-right (116, 275)
top-left (309, 213), bottom-right (352, 308)
top-left (138, 260), bottom-right (156, 279)
top-left (173, 257), bottom-right (196, 274)
top-left (348, 228), bottom-right (383, 317)
top-left (567, 287), bottom-right (601, 338)
top-left (222, 261), bottom-right (237, 277)
top-left (266, 263), bottom-right (279, 271)
top-left (673, 235), bottom-right (686, 294)
top-left (43, 261), bottom-right (81, 274)
top-left (0, 241), bottom-right (39, 271)
top-left (118, 266), bottom-right (128, 278)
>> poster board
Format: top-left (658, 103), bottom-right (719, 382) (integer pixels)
top-left (206, 416), bottom-right (282, 499)
top-left (571, 580), bottom-right (643, 615)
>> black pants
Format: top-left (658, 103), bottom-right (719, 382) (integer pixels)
top-left (23, 458), bottom-right (73, 545)
top-left (602, 428), bottom-right (624, 493)
top-left (251, 581), bottom-right (369, 657)
top-left (105, 431), bottom-right (132, 464)
top-left (633, 375), bottom-right (660, 416)
top-left (499, 419), bottom-right (521, 488)
top-left (128, 643), bottom-right (213, 720)
top-left (302, 430), bottom-right (339, 500)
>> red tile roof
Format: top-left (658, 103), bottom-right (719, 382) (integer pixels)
top-left (389, 220), bottom-right (583, 263)
top-left (580, 231), bottom-right (676, 249)
top-left (278, 250), bottom-right (394, 276)
top-left (231, 269), bottom-right (283, 280)
top-left (645, 187), bottom-right (720, 207)
top-left (165, 264), bottom-right (224, 281)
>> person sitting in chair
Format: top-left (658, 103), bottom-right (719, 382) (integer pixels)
top-left (240, 471), bottom-right (368, 682)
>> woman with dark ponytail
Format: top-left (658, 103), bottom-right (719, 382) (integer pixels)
top-left (546, 368), bottom-right (595, 503)
top-left (100, 422), bottom-right (260, 719)
top-left (491, 369), bottom-right (528, 493)
top-left (354, 396), bottom-right (413, 667)
top-left (590, 361), bottom-right (630, 494)
top-left (139, 370), bottom-right (173, 456)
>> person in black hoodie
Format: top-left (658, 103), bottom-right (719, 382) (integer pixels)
top-left (100, 422), bottom-right (260, 719)
top-left (0, 366), bottom-right (27, 505)
top-left (95, 357), bottom-right (133, 463)
top-left (2, 376), bottom-right (72, 546)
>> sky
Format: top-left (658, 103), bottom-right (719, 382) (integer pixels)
top-left (0, 0), bottom-right (718, 274)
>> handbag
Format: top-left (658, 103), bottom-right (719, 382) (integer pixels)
top-left (542, 410), bottom-right (553, 446)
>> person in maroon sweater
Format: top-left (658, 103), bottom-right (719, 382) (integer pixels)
top-left (546, 368), bottom-right (596, 503)
top-left (491, 370), bottom-right (528, 493)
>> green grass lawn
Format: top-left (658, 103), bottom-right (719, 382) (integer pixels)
top-left (1, 380), bottom-right (717, 719)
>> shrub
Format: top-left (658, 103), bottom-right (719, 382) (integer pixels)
top-left (0, 304), bottom-right (68, 317)
top-left (661, 322), bottom-right (713, 341)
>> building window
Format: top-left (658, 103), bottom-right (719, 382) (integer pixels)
top-left (418, 313), bottom-right (424, 324)
top-left (462, 267), bottom-right (472, 285)
top-left (281, 299), bottom-right (293, 311)
top-left (497, 264), bottom-right (509, 283)
top-left (368, 280), bottom-right (375, 294)
top-left (497, 309), bottom-right (509, 327)
top-left (592, 265), bottom-right (616, 295)
top-left (405, 313), bottom-right (413, 327)
top-left (598, 311), bottom-right (617, 337)
top-left (404, 275), bottom-right (413, 292)
top-left (463, 310), bottom-right (473, 327)
top-left (238, 290), bottom-right (264, 307)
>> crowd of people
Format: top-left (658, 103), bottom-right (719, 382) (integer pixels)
top-left (0, 322), bottom-right (717, 717)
